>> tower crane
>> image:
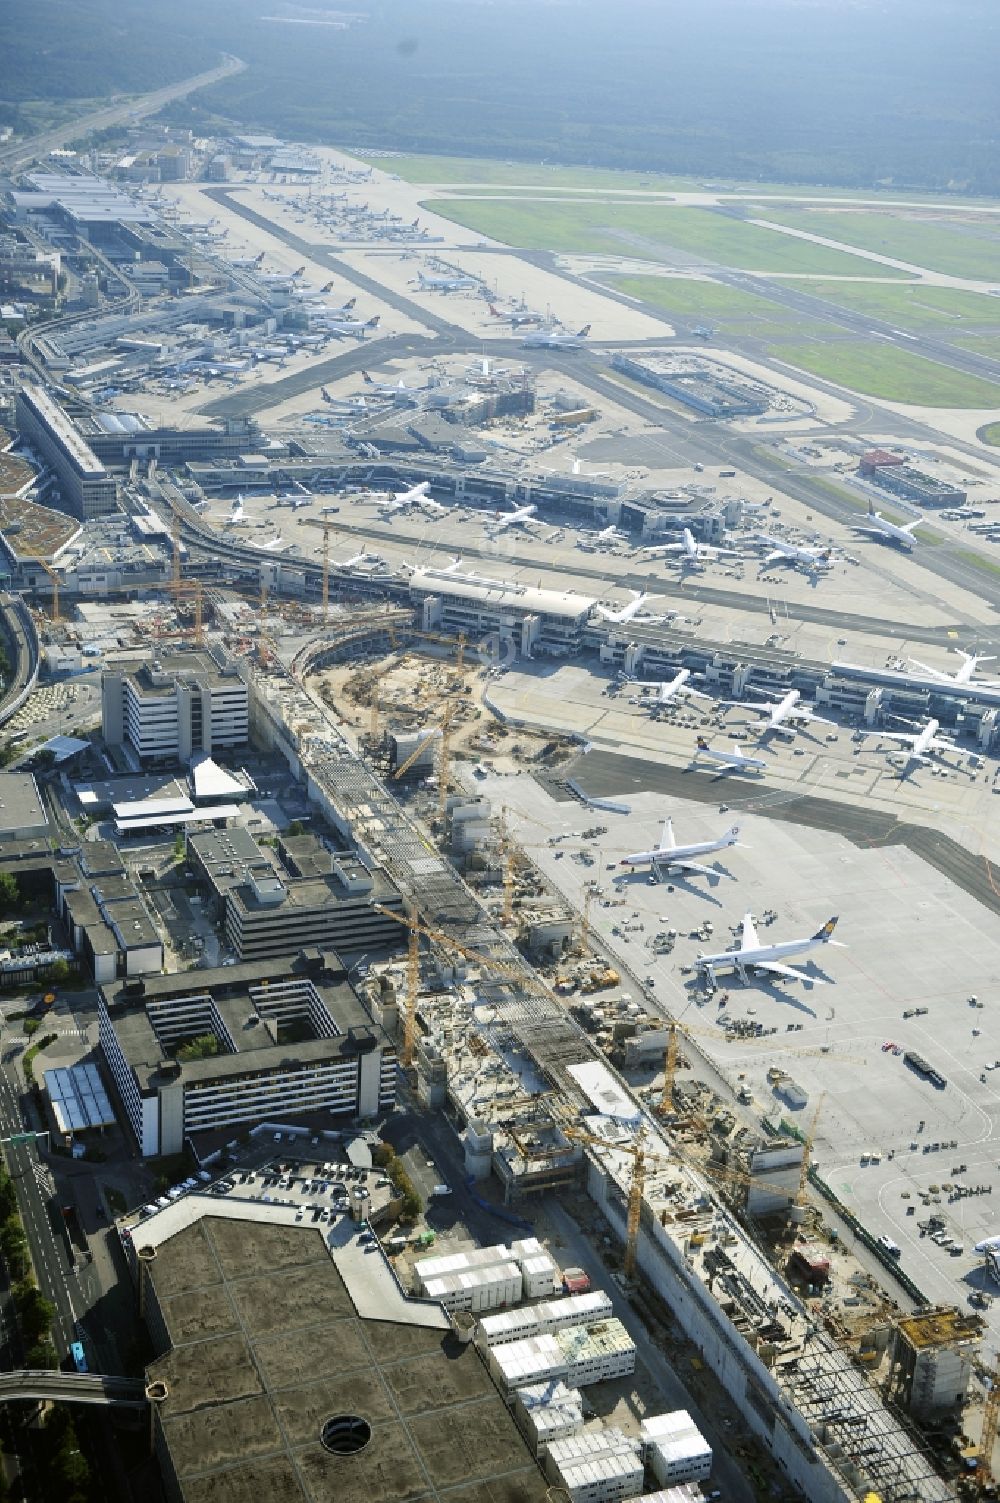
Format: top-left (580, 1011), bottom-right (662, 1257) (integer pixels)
top-left (562, 1127), bottom-right (670, 1278)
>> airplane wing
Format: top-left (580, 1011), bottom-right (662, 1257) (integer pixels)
top-left (754, 960), bottom-right (823, 984)
top-left (683, 686), bottom-right (711, 702)
top-left (794, 707), bottom-right (837, 727)
top-left (740, 913), bottom-right (760, 949)
top-left (909, 658), bottom-right (946, 681)
top-left (666, 857), bottom-right (719, 877)
top-left (929, 736), bottom-right (956, 752)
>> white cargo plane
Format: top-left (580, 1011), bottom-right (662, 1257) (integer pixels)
top-left (485, 502), bottom-right (539, 535)
top-left (851, 501), bottom-right (920, 549)
top-left (727, 689), bottom-right (836, 738)
top-left (595, 591), bottom-right (650, 625)
top-left (521, 323), bottom-right (591, 349)
top-left (645, 529), bottom-right (740, 567)
top-left (857, 717), bottom-right (955, 769)
top-left (695, 912), bottom-right (841, 984)
top-left (635, 669), bottom-right (709, 706)
top-left (909, 648), bottom-right (1000, 687)
top-left (620, 818), bottom-right (741, 876)
top-left (320, 314), bottom-right (381, 339)
top-left (693, 737), bottom-right (767, 774)
top-left (756, 533), bottom-right (834, 572)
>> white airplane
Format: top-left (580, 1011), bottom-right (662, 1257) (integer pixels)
top-left (909, 648), bottom-right (1000, 687)
top-left (229, 251), bottom-right (265, 270)
top-left (361, 369), bottom-right (416, 395)
top-left (645, 529), bottom-right (740, 567)
top-left (334, 548), bottom-right (380, 571)
top-left (756, 533), bottom-right (834, 572)
top-left (379, 481), bottom-right (433, 514)
top-left (258, 265), bottom-right (306, 287)
top-left (521, 323), bottom-right (591, 349)
top-left (635, 669), bottom-right (709, 706)
top-left (696, 912), bottom-right (841, 985)
top-left (620, 818), bottom-right (741, 876)
top-left (486, 502), bottom-right (539, 535)
top-left (693, 737), bottom-right (767, 775)
top-left (728, 689), bottom-right (836, 738)
top-left (596, 524), bottom-right (626, 544)
top-left (414, 271), bottom-right (481, 291)
top-left (488, 302), bottom-right (545, 328)
top-left (595, 591), bottom-right (650, 625)
top-left (975, 1236), bottom-right (1000, 1285)
top-left (851, 501), bottom-right (920, 549)
top-left (320, 314), bottom-right (381, 338)
top-left (857, 717), bottom-right (955, 768)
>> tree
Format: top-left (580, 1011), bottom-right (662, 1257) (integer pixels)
top-left (287, 820), bottom-right (305, 837)
top-left (0, 871), bottom-right (18, 915)
top-left (176, 1033), bottom-right (220, 1062)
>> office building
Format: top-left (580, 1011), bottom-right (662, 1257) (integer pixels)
top-left (544, 1429), bottom-right (644, 1503)
top-left (0, 772), bottom-right (48, 842)
top-left (640, 1413), bottom-right (712, 1489)
top-left (479, 1292), bottom-right (614, 1348)
top-left (488, 1320), bottom-right (636, 1399)
top-left (99, 956), bottom-right (396, 1156)
top-left (15, 383), bottom-right (117, 518)
top-left (102, 649), bottom-right (249, 763)
top-left (514, 1381), bottom-right (585, 1456)
top-left (410, 567), bottom-right (595, 659)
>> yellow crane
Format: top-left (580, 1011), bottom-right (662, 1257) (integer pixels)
top-left (562, 1127), bottom-right (669, 1278)
top-left (793, 1090), bottom-right (826, 1211)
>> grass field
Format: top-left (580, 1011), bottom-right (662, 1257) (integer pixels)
top-left (803, 281), bottom-right (1000, 333)
top-left (771, 342), bottom-right (1000, 407)
top-left (980, 422), bottom-right (1000, 446)
top-left (360, 154), bottom-right (691, 190)
top-left (606, 273), bottom-right (837, 341)
top-left (752, 206), bottom-right (1000, 282)
top-left (424, 198), bottom-right (905, 276)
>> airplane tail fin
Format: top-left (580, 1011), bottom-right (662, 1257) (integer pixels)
top-left (813, 916), bottom-right (839, 942)
top-left (658, 819), bottom-right (674, 853)
top-left (577, 324), bottom-right (591, 338)
top-left (367, 316), bottom-right (381, 328)
top-left (695, 737), bottom-right (710, 752)
top-left (728, 826), bottom-right (741, 842)
top-left (868, 500), bottom-right (876, 516)
top-left (361, 371), bottom-right (373, 384)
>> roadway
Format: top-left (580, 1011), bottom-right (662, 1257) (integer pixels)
top-left (0, 1371), bottom-right (145, 1410)
top-left (0, 55), bottom-right (245, 174)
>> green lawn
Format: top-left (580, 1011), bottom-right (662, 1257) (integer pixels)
top-left (423, 198), bottom-right (905, 276)
top-left (802, 280), bottom-right (1000, 332)
top-left (980, 422), bottom-right (1000, 446)
top-left (771, 342), bottom-right (1000, 407)
top-left (360, 153), bottom-right (691, 190)
top-left (606, 273), bottom-right (837, 339)
top-left (752, 206), bottom-right (1000, 281)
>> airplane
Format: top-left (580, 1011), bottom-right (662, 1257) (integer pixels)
top-left (413, 272), bottom-right (481, 291)
top-left (857, 717), bottom-right (955, 769)
top-left (693, 737), bottom-right (767, 775)
top-left (646, 528), bottom-right (740, 567)
top-left (635, 669), bottom-right (710, 707)
top-left (361, 370), bottom-right (416, 395)
top-left (319, 315), bottom-right (381, 338)
top-left (695, 913), bottom-right (841, 985)
top-left (595, 524), bottom-right (626, 545)
top-left (333, 548), bottom-right (378, 570)
top-left (594, 591), bottom-right (650, 625)
top-left (727, 689), bottom-right (836, 738)
top-left (258, 265), bottom-right (306, 286)
top-left (851, 501), bottom-right (920, 549)
top-left (975, 1235), bottom-right (1000, 1284)
top-left (755, 533), bottom-right (834, 572)
top-left (521, 324), bottom-right (591, 349)
top-left (488, 303), bottom-right (545, 327)
top-left (229, 251), bottom-right (265, 270)
top-left (908, 648), bottom-right (1000, 687)
top-left (620, 818), bottom-right (741, 876)
top-left (378, 481), bottom-right (433, 514)
top-left (289, 280), bottom-right (337, 302)
top-left (485, 502), bottom-right (539, 535)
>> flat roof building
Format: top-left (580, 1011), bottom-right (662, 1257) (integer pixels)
top-left (100, 956), bottom-right (396, 1156)
top-left (102, 648), bottom-right (249, 763)
top-left (410, 568), bottom-right (595, 659)
top-left (0, 772), bottom-right (48, 842)
top-left (15, 384), bottom-right (117, 519)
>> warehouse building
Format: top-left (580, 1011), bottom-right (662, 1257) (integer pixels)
top-left (611, 353), bottom-right (769, 418)
top-left (99, 956), bottom-right (396, 1156)
top-left (0, 772), bottom-right (49, 842)
top-left (544, 1429), bottom-right (644, 1503)
top-left (488, 1319), bottom-right (636, 1399)
top-left (410, 567), bottom-right (595, 659)
top-left (101, 648), bottom-right (249, 763)
top-left (15, 383), bottom-right (118, 518)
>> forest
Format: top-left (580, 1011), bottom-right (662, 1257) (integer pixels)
top-left (3, 0), bottom-right (999, 195)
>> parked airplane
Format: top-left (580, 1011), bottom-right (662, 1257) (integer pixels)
top-left (333, 548), bottom-right (377, 570)
top-left (909, 648), bottom-right (1000, 687)
top-left (258, 266), bottom-right (306, 286)
top-left (379, 481), bottom-right (433, 514)
top-left (756, 533), bottom-right (834, 571)
top-left (695, 913), bottom-right (841, 984)
top-left (727, 689), bottom-right (836, 738)
top-left (851, 501), bottom-right (920, 549)
top-left (488, 303), bottom-right (545, 327)
top-left (595, 524), bottom-right (626, 544)
top-left (290, 280), bottom-right (337, 301)
top-left (361, 370), bottom-right (416, 395)
top-left (620, 818), bottom-right (741, 876)
top-left (635, 670), bottom-right (709, 706)
top-left (693, 738), bottom-right (767, 775)
top-left (230, 251), bottom-right (265, 270)
top-left (320, 315), bottom-right (380, 338)
top-left (595, 591), bottom-right (650, 625)
top-left (857, 717), bottom-right (955, 768)
top-left (646, 528), bottom-right (740, 567)
top-left (975, 1236), bottom-right (1000, 1284)
top-left (414, 272), bottom-right (481, 291)
top-left (521, 324), bottom-right (591, 349)
top-left (485, 502), bottom-right (539, 535)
